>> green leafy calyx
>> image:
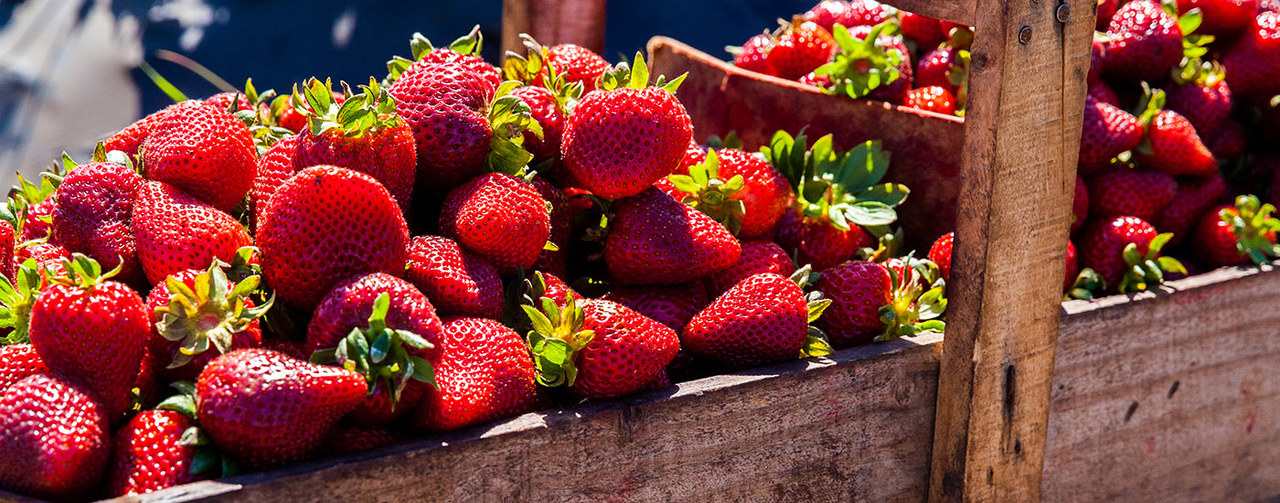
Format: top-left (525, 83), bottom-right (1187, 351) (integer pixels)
top-left (1222, 195), bottom-right (1280, 265)
top-left (598, 52), bottom-right (687, 93)
top-left (522, 291), bottom-right (594, 388)
top-left (310, 292), bottom-right (438, 407)
top-left (154, 260), bottom-right (274, 370)
top-left (760, 130), bottom-right (909, 230)
top-left (667, 149), bottom-right (748, 234)
top-left (1118, 233), bottom-right (1185, 293)
top-left (812, 21), bottom-right (904, 99)
top-left (876, 257), bottom-right (947, 342)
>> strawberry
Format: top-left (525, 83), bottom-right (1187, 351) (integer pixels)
top-left (13, 242), bottom-right (68, 277)
top-left (1103, 0), bottom-right (1185, 83)
top-left (1193, 196), bottom-right (1280, 267)
top-left (324, 424), bottom-right (405, 456)
top-left (523, 294), bottom-right (678, 399)
top-left (1080, 216), bottom-right (1185, 292)
top-left (803, 1), bottom-right (853, 32)
top-left (388, 28), bottom-right (502, 88)
top-left (1072, 176), bottom-right (1089, 235)
top-left (20, 199), bottom-right (55, 241)
top-left (1065, 241), bottom-right (1080, 292)
top-left (915, 46), bottom-right (965, 97)
top-left (814, 23), bottom-right (913, 103)
top-left (660, 148), bottom-right (792, 239)
top-left (1078, 95), bottom-right (1144, 176)
top-left (1166, 71), bottom-right (1233, 135)
top-left (0, 374), bottom-right (109, 499)
top-left (1086, 168), bottom-right (1178, 220)
top-left (560, 54), bottom-right (693, 200)
top-left (767, 18), bottom-right (839, 81)
top-left (1207, 120), bottom-right (1246, 160)
top-left (526, 271), bottom-right (578, 309)
top-left (1223, 11), bottom-right (1280, 100)
top-left (106, 406), bottom-right (215, 497)
top-left (1088, 80), bottom-right (1123, 107)
top-left (132, 181), bottom-right (253, 286)
top-left (249, 134), bottom-right (299, 230)
top-left (511, 86), bottom-right (567, 163)
top-left (928, 232), bottom-right (954, 281)
top-left (292, 78), bottom-right (417, 213)
top-left (1153, 173), bottom-right (1225, 245)
top-left (196, 348), bottom-right (366, 469)
top-left (406, 235), bottom-right (504, 319)
top-left (439, 173), bottom-right (551, 275)
top-left (276, 91), bottom-right (345, 134)
top-left (1088, 34), bottom-right (1105, 85)
top-left (803, 0), bottom-right (894, 30)
top-left (605, 187), bottom-right (741, 284)
top-left (706, 240), bottom-right (797, 296)
top-left (28, 255), bottom-right (148, 417)
top-left (1134, 90), bottom-right (1217, 176)
top-left (257, 166), bottom-right (410, 309)
top-left (905, 85), bottom-right (958, 115)
top-left (541, 43), bottom-right (612, 94)
top-left (602, 283), bottom-right (709, 332)
top-left (682, 269), bottom-right (831, 368)
top-left (103, 100), bottom-right (256, 213)
top-left (1098, 0), bottom-right (1120, 29)
top-left (530, 176), bottom-right (579, 278)
top-left (0, 344), bottom-right (45, 391)
top-left (204, 91), bottom-right (258, 114)
top-left (409, 317), bottom-right (543, 431)
top-left (50, 161), bottom-right (145, 285)
top-left (732, 33), bottom-right (775, 75)
top-left (816, 258), bottom-right (947, 346)
top-left (899, 10), bottom-right (945, 49)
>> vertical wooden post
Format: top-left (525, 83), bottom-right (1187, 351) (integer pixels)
top-left (927, 0), bottom-right (1093, 500)
top-left (501, 0), bottom-right (608, 55)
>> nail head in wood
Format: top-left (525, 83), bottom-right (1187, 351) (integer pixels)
top-left (1056, 3), bottom-right (1071, 23)
top-left (1018, 26), bottom-right (1033, 44)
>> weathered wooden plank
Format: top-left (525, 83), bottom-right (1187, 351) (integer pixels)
top-left (100, 333), bottom-right (944, 503)
top-left (501, 0), bottom-right (607, 56)
top-left (928, 0), bottom-right (1093, 501)
top-left (880, 0), bottom-right (976, 26)
top-left (1042, 264), bottom-right (1280, 502)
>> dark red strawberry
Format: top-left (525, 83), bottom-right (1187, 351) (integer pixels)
top-left (1207, 120), bottom-right (1247, 160)
top-left (906, 85), bottom-right (958, 115)
top-left (324, 424), bottom-right (406, 456)
top-left (257, 166), bottom-right (410, 309)
top-left (1098, 0), bottom-right (1120, 29)
top-left (1080, 215), bottom-right (1184, 292)
top-left (776, 208), bottom-right (873, 271)
top-left (1177, 0), bottom-right (1259, 35)
top-left (512, 86), bottom-right (567, 163)
top-left (767, 19), bottom-right (839, 81)
top-left (146, 260), bottom-right (267, 383)
top-left (899, 10), bottom-right (945, 49)
top-left (733, 33), bottom-right (775, 75)
top-left (387, 60), bottom-right (496, 193)
top-left (659, 148), bottom-right (792, 239)
top-left (439, 173), bottom-right (550, 275)
top-left (1087, 169), bottom-right (1178, 220)
top-left (1078, 95), bottom-right (1144, 176)
top-left (1088, 80), bottom-right (1122, 107)
top-left (0, 374), bottom-right (109, 499)
top-left (1104, 0), bottom-right (1184, 83)
top-left (1224, 11), bottom-right (1280, 100)
top-left (1088, 34), bottom-right (1105, 85)
top-left (406, 235), bottom-right (504, 319)
top-left (0, 344), bottom-right (45, 391)
top-left (527, 271), bottom-right (578, 309)
top-left (1135, 108), bottom-right (1217, 176)
top-left (928, 232), bottom-right (954, 281)
top-left (1153, 173), bottom-right (1225, 245)
top-left (814, 260), bottom-right (890, 346)
top-left (705, 240), bottom-right (796, 296)
top-left (530, 176), bottom-right (578, 278)
top-left (106, 409), bottom-right (210, 496)
top-left (541, 43), bottom-right (612, 94)
top-left (132, 181), bottom-right (253, 286)
top-left (196, 348), bottom-right (366, 469)
top-left (50, 161), bottom-right (145, 285)
top-left (409, 317), bottom-right (543, 431)
top-left (803, 1), bottom-right (852, 31)
top-left (916, 46), bottom-right (965, 98)
top-left (13, 241), bottom-right (68, 277)
top-left (602, 283), bottom-right (709, 332)
top-left (682, 270), bottom-right (829, 368)
top-left (21, 199), bottom-right (55, 242)
top-left (1072, 176), bottom-right (1089, 235)
top-left (605, 187), bottom-right (741, 284)
top-left (1193, 196), bottom-right (1280, 267)
top-left (1166, 75), bottom-right (1232, 135)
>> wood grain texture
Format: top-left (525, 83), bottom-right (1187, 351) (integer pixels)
top-left (928, 0), bottom-right (1094, 501)
top-left (1043, 264), bottom-right (1280, 502)
top-left (647, 36), bottom-right (967, 252)
top-left (502, 0), bottom-right (607, 55)
top-left (880, 0), bottom-right (976, 26)
top-left (81, 334), bottom-right (944, 503)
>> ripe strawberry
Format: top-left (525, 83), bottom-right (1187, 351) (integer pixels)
top-left (1207, 120), bottom-right (1246, 160)
top-left (814, 260), bottom-right (889, 346)
top-left (439, 173), bottom-right (550, 275)
top-left (814, 23), bottom-right (913, 104)
top-left (602, 283), bottom-right (709, 332)
top-left (1072, 176), bottom-right (1089, 235)
top-left (0, 344), bottom-right (46, 391)
top-left (1135, 106), bottom-right (1217, 176)
top-left (292, 78), bottom-right (417, 213)
top-left (803, 1), bottom-right (853, 31)
top-left (1080, 216), bottom-right (1184, 292)
top-left (1088, 80), bottom-right (1122, 107)
top-left (1078, 95), bottom-right (1144, 176)
top-left (1103, 1), bottom-right (1184, 83)
top-left (1193, 196), bottom-right (1280, 267)
top-left (1087, 169), bottom-right (1178, 220)
top-left (906, 85), bottom-right (958, 115)
top-left (776, 208), bottom-right (873, 270)
top-left (409, 317), bottom-right (543, 431)
top-left (0, 374), bottom-right (109, 499)
top-left (249, 134), bottom-right (299, 230)
top-left (706, 240), bottom-right (796, 296)
top-left (928, 232), bottom-right (954, 281)
top-left (526, 271), bottom-right (578, 309)
top-left (1098, 0), bottom-right (1120, 29)
top-left (406, 235), bottom-right (504, 319)
top-left (196, 348), bottom-right (366, 469)
top-left (511, 86), bottom-right (567, 163)
top-left (106, 409), bottom-right (211, 496)
top-left (257, 166), bottom-right (410, 309)
top-left (523, 294), bottom-right (678, 399)
top-left (530, 176), bottom-right (579, 278)
top-left (146, 259), bottom-right (267, 383)
top-left (899, 10), bottom-right (945, 49)
top-left (682, 270), bottom-right (830, 368)
top-left (916, 46), bottom-right (965, 97)
top-left (132, 181), bottom-right (253, 286)
top-left (1088, 34), bottom-right (1105, 85)
top-left (560, 55), bottom-right (694, 200)
top-left (541, 43), bottom-right (612, 94)
top-left (1223, 11), bottom-right (1280, 99)
top-left (324, 424), bottom-right (405, 456)
top-left (21, 199), bottom-right (55, 241)
top-left (13, 241), bottom-right (68, 276)
top-left (659, 148), bottom-right (792, 239)
top-left (605, 187), bottom-right (741, 284)
top-left (204, 91), bottom-right (257, 114)
top-left (768, 18), bottom-right (839, 81)
top-left (804, 0), bottom-right (894, 30)
top-left (28, 255), bottom-right (148, 417)
top-left (1166, 74), bottom-right (1233, 135)
top-left (50, 161), bottom-right (145, 285)
top-left (733, 33), bottom-right (775, 75)
top-left (1176, 0), bottom-right (1258, 37)
top-left (1153, 173), bottom-right (1225, 245)
top-left (103, 100), bottom-right (256, 213)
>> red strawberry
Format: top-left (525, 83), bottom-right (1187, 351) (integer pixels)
top-left (28, 255), bottom-right (148, 417)
top-left (196, 348), bottom-right (366, 469)
top-left (1072, 176), bottom-right (1089, 235)
top-left (928, 232), bottom-right (954, 281)
top-left (906, 85), bottom-right (958, 115)
top-left (602, 283), bottom-right (709, 332)
top-left (560, 56), bottom-right (694, 200)
top-left (803, 1), bottom-right (853, 32)
top-left (1207, 120), bottom-right (1247, 160)
top-left (132, 181), bottom-right (253, 285)
top-left (682, 271), bottom-right (828, 368)
top-left (1087, 169), bottom-right (1178, 220)
top-left (406, 235), bottom-right (504, 319)
top-left (21, 199), bottom-right (55, 242)
top-left (386, 60), bottom-right (495, 193)
top-left (0, 344), bottom-right (46, 391)
top-left (527, 271), bottom-right (578, 309)
top-left (605, 187), bottom-right (741, 284)
top-left (1153, 173), bottom-right (1226, 245)
top-left (204, 91), bottom-right (257, 114)
top-left (775, 207), bottom-right (873, 271)
top-left (1177, 0), bottom-right (1259, 35)
top-left (249, 134), bottom-right (300, 230)
top-left (307, 273), bottom-right (443, 427)
top-left (899, 10), bottom-right (945, 49)
top-left (439, 173), bottom-right (551, 275)
top-left (1088, 80), bottom-right (1122, 107)
top-left (1080, 215), bottom-right (1183, 292)
top-left (50, 161), bottom-right (145, 285)
top-left (145, 260), bottom-right (267, 383)
top-left (1223, 11), bottom-right (1280, 99)
top-left (915, 46), bottom-right (964, 97)
top-left (14, 241), bottom-right (68, 276)
top-left (531, 176), bottom-right (579, 278)
top-left (511, 86), bottom-right (566, 163)
top-left (0, 221), bottom-right (14, 282)
top-left (1065, 240), bottom-right (1080, 291)
top-left (815, 260), bottom-right (890, 346)
top-left (104, 100), bottom-right (256, 213)
top-left (1136, 109), bottom-right (1217, 176)
top-left (0, 374), bottom-right (109, 499)
top-left (1104, 0), bottom-right (1184, 83)
top-left (1098, 0), bottom-right (1120, 29)
top-left (1166, 76), bottom-right (1233, 135)
top-left (420, 49), bottom-right (503, 89)
top-left (1078, 95), bottom-right (1144, 176)
top-left (409, 317), bottom-right (543, 431)
top-left (106, 409), bottom-right (209, 496)
top-left (523, 295), bottom-right (679, 399)
top-left (1193, 196), bottom-right (1280, 267)
top-left (541, 43), bottom-right (612, 94)
top-left (1088, 35), bottom-right (1105, 85)
top-left (324, 424), bottom-right (405, 456)
top-left (659, 148), bottom-right (792, 239)
top-left (733, 33), bottom-right (775, 75)
top-left (767, 19), bottom-right (838, 81)
top-left (292, 78), bottom-right (417, 213)
top-left (706, 240), bottom-right (796, 296)
top-left (257, 166), bottom-right (409, 309)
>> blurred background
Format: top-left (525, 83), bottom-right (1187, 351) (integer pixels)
top-left (0, 0), bottom-right (811, 186)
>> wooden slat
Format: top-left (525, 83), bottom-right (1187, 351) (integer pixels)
top-left (1043, 264), bottom-right (1280, 501)
top-left (928, 0), bottom-right (1093, 501)
top-left (95, 334), bottom-right (944, 503)
top-left (501, 0), bottom-right (607, 55)
top-left (880, 0), bottom-right (976, 26)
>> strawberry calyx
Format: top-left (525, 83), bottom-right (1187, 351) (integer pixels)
top-left (876, 255), bottom-right (947, 342)
top-left (1133, 84), bottom-right (1168, 156)
top-left (813, 21), bottom-right (904, 99)
top-left (521, 290), bottom-right (594, 387)
top-left (0, 157), bottom-right (65, 241)
top-left (1221, 195), bottom-right (1280, 265)
top-left (791, 265), bottom-right (835, 358)
top-left (1118, 232), bottom-right (1185, 293)
top-left (154, 260), bottom-right (274, 370)
top-left (1163, 1), bottom-right (1216, 61)
top-left (667, 149), bottom-right (749, 234)
top-left (0, 261), bottom-right (46, 345)
top-left (598, 52), bottom-right (687, 94)
top-left (310, 292), bottom-right (437, 408)
top-left (294, 77), bottom-right (400, 139)
top-left (157, 382), bottom-right (236, 478)
top-left (486, 80), bottom-right (545, 176)
top-left (1065, 268), bottom-right (1105, 300)
top-left (45, 253), bottom-right (122, 290)
top-left (501, 34), bottom-right (586, 110)
top-left (384, 25), bottom-right (484, 85)
top-left (761, 130), bottom-right (909, 232)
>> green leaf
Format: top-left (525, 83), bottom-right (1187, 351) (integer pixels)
top-left (1178, 8), bottom-right (1203, 35)
top-left (843, 201), bottom-right (898, 226)
top-left (857, 183), bottom-right (910, 206)
top-left (629, 52), bottom-right (649, 89)
top-left (1157, 256), bottom-right (1187, 275)
top-left (523, 305), bottom-right (554, 336)
top-left (807, 298), bottom-right (832, 323)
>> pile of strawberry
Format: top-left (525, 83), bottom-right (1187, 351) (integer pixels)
top-left (0, 28), bottom-right (946, 500)
top-left (729, 0), bottom-right (974, 116)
